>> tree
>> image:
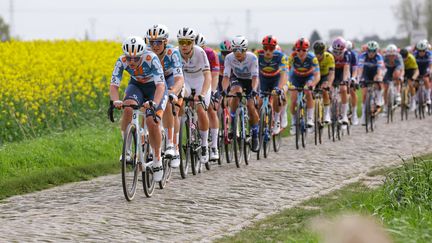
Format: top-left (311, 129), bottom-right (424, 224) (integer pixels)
top-left (393, 0), bottom-right (423, 38)
top-left (0, 16), bottom-right (10, 42)
top-left (310, 30), bottom-right (322, 44)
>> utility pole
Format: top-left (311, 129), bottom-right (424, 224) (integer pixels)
top-left (212, 17), bottom-right (232, 42)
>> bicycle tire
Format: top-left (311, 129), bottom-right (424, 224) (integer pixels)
top-left (142, 138), bottom-right (155, 197)
top-left (179, 116), bottom-right (190, 179)
top-left (243, 108), bottom-right (251, 165)
top-left (190, 122), bottom-right (200, 175)
top-left (314, 100), bottom-right (319, 145)
top-left (233, 108), bottom-right (243, 167)
top-left (121, 123), bottom-right (139, 201)
top-left (223, 109), bottom-right (234, 164)
top-left (257, 108), bottom-right (266, 160)
top-left (263, 109), bottom-right (272, 158)
top-left (295, 105), bottom-right (301, 150)
top-left (369, 93), bottom-right (375, 132)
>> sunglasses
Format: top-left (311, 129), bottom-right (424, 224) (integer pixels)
top-left (367, 50), bottom-right (377, 53)
top-left (263, 45), bottom-right (275, 51)
top-left (178, 39), bottom-right (193, 46)
top-left (296, 49), bottom-right (307, 52)
top-left (233, 47), bottom-right (246, 53)
top-left (149, 40), bottom-right (164, 46)
top-left (126, 56), bottom-right (141, 62)
top-left (419, 50), bottom-right (426, 53)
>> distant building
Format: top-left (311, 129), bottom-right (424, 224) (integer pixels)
top-left (329, 29), bottom-right (344, 41)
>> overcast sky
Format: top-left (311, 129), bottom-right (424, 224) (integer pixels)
top-left (0, 0), bottom-right (401, 43)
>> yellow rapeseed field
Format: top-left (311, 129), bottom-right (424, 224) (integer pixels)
top-left (0, 40), bottom-right (128, 143)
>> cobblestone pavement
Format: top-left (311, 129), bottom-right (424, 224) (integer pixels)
top-left (1, 116), bottom-right (431, 242)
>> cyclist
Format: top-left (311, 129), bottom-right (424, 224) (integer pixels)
top-left (287, 37), bottom-right (320, 134)
top-left (177, 27), bottom-right (212, 164)
top-left (330, 37), bottom-right (351, 124)
top-left (257, 35), bottom-right (288, 134)
top-left (110, 36), bottom-right (168, 182)
top-left (221, 35), bottom-right (260, 152)
top-left (312, 40), bottom-right (335, 124)
top-left (400, 48), bottom-right (419, 111)
top-left (413, 39), bottom-right (432, 105)
top-left (383, 44), bottom-right (404, 112)
top-left (346, 40), bottom-right (360, 125)
top-left (195, 33), bottom-right (221, 161)
top-left (218, 39), bottom-right (232, 88)
top-left (357, 41), bottom-right (384, 125)
top-left (146, 24), bottom-right (184, 168)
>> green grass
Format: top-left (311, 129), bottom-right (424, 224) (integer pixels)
top-left (217, 156), bottom-right (432, 243)
top-left (0, 121), bottom-right (122, 200)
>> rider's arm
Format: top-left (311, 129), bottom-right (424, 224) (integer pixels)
top-left (201, 70), bottom-right (212, 97)
top-left (222, 56), bottom-right (232, 92)
top-left (328, 69), bottom-right (335, 87)
top-left (210, 51), bottom-right (221, 92)
top-left (342, 52), bottom-right (351, 81)
top-left (251, 54), bottom-right (259, 91)
top-left (413, 68), bottom-right (419, 80)
top-left (375, 54), bottom-right (384, 80)
top-left (109, 58), bottom-right (124, 102)
top-left (151, 55), bottom-right (166, 106)
top-left (278, 55), bottom-right (289, 90)
top-left (356, 53), bottom-right (365, 80)
top-left (311, 56), bottom-right (320, 86)
top-left (170, 50), bottom-right (185, 95)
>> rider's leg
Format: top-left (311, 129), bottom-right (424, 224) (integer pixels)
top-left (340, 85), bottom-right (349, 122)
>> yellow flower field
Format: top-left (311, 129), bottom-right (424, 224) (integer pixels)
top-left (0, 40), bottom-right (128, 143)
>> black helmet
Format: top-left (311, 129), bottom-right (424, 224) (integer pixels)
top-left (400, 48), bottom-right (408, 58)
top-left (313, 40), bottom-right (326, 55)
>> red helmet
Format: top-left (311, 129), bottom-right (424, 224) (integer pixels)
top-left (262, 35), bottom-right (278, 46)
top-left (295, 38), bottom-right (310, 50)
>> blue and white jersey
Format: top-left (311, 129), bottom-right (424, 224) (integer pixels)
top-left (358, 52), bottom-right (384, 79)
top-left (223, 52), bottom-right (259, 79)
top-left (110, 50), bottom-right (165, 86)
top-left (414, 50), bottom-right (432, 75)
top-left (161, 47), bottom-right (183, 78)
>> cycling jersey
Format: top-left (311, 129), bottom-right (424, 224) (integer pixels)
top-left (404, 53), bottom-right (418, 70)
top-left (218, 52), bottom-right (226, 76)
top-left (111, 51), bottom-right (165, 87)
top-left (384, 53), bottom-right (404, 70)
top-left (202, 47), bottom-right (219, 73)
top-left (223, 52), bottom-right (259, 80)
top-left (358, 52), bottom-right (384, 81)
top-left (349, 50), bottom-right (358, 76)
top-left (332, 50), bottom-right (351, 82)
top-left (317, 51), bottom-right (335, 77)
top-left (414, 50), bottom-right (432, 76)
top-left (257, 50), bottom-right (288, 78)
top-left (288, 51), bottom-right (319, 87)
top-left (181, 45), bottom-right (211, 105)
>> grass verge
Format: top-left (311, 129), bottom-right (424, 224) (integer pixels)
top-left (0, 122), bottom-right (121, 201)
top-left (216, 155), bottom-right (432, 243)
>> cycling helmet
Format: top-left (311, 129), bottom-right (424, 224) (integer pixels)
top-left (386, 44), bottom-right (398, 55)
top-left (346, 40), bottom-right (353, 50)
top-left (416, 39), bottom-right (429, 51)
top-left (262, 35), bottom-right (278, 46)
top-left (146, 24), bottom-right (169, 40)
top-left (220, 39), bottom-right (232, 51)
top-left (195, 33), bottom-right (206, 47)
top-left (122, 36), bottom-right (146, 57)
top-left (313, 40), bottom-right (326, 54)
top-left (295, 38), bottom-right (310, 50)
top-left (177, 27), bottom-right (196, 40)
top-left (367, 41), bottom-right (379, 51)
top-left (400, 48), bottom-right (409, 58)
top-left (332, 37), bottom-right (346, 51)
top-left (231, 35), bottom-right (248, 49)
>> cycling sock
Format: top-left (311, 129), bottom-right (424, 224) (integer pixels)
top-left (200, 130), bottom-right (209, 147)
top-left (210, 128), bottom-right (218, 148)
top-left (427, 88), bottom-right (431, 100)
top-left (291, 114), bottom-right (296, 125)
top-left (361, 104), bottom-right (366, 117)
top-left (251, 124), bottom-right (259, 138)
top-left (175, 132), bottom-right (179, 150)
top-left (341, 103), bottom-right (348, 117)
top-left (307, 108), bottom-right (314, 120)
top-left (352, 106), bottom-right (357, 117)
top-left (274, 112), bottom-right (281, 123)
top-left (121, 131), bottom-right (125, 140)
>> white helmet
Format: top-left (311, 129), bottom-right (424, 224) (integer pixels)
top-left (122, 36), bottom-right (146, 57)
top-left (195, 33), bottom-right (206, 47)
top-left (386, 44), bottom-right (398, 55)
top-left (367, 41), bottom-right (379, 51)
top-left (231, 35), bottom-right (248, 49)
top-left (416, 39), bottom-right (429, 51)
top-left (146, 24), bottom-right (169, 40)
top-left (346, 40), bottom-right (353, 50)
top-left (177, 27), bottom-right (196, 40)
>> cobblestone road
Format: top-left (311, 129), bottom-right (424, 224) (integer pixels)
top-left (1, 116), bottom-right (431, 242)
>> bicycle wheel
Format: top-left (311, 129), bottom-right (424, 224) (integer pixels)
top-left (273, 106), bottom-right (282, 151)
top-left (223, 109), bottom-right (234, 163)
top-left (365, 93), bottom-right (370, 133)
top-left (331, 101), bottom-right (337, 141)
top-left (263, 109), bottom-right (272, 158)
top-left (179, 116), bottom-right (190, 179)
top-left (387, 88), bottom-right (392, 123)
top-left (257, 108), bottom-right (266, 160)
top-left (369, 93), bottom-right (375, 132)
top-left (418, 86), bottom-right (425, 119)
top-left (142, 139), bottom-right (155, 197)
top-left (159, 157), bottom-right (172, 189)
top-left (121, 123), bottom-right (139, 201)
top-left (217, 123), bottom-right (224, 165)
top-left (295, 106), bottom-right (301, 149)
top-left (401, 87), bottom-right (408, 121)
top-left (243, 108), bottom-right (251, 165)
top-left (314, 100), bottom-right (319, 145)
top-left (232, 108), bottom-right (243, 167)
top-left (190, 123), bottom-right (201, 175)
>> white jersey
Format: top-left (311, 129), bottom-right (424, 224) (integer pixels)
top-left (223, 52), bottom-right (259, 80)
top-left (181, 45), bottom-right (211, 105)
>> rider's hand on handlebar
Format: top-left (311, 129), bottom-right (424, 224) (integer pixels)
top-left (169, 93), bottom-right (178, 104)
top-left (113, 100), bottom-right (123, 109)
top-left (143, 100), bottom-right (156, 109)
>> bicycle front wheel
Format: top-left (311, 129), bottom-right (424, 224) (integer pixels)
top-left (233, 108), bottom-right (243, 167)
top-left (179, 116), bottom-right (190, 179)
top-left (121, 123), bottom-right (139, 201)
top-left (257, 108), bottom-right (266, 160)
top-left (263, 109), bottom-right (272, 158)
top-left (243, 109), bottom-right (251, 165)
top-left (142, 139), bottom-right (155, 197)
